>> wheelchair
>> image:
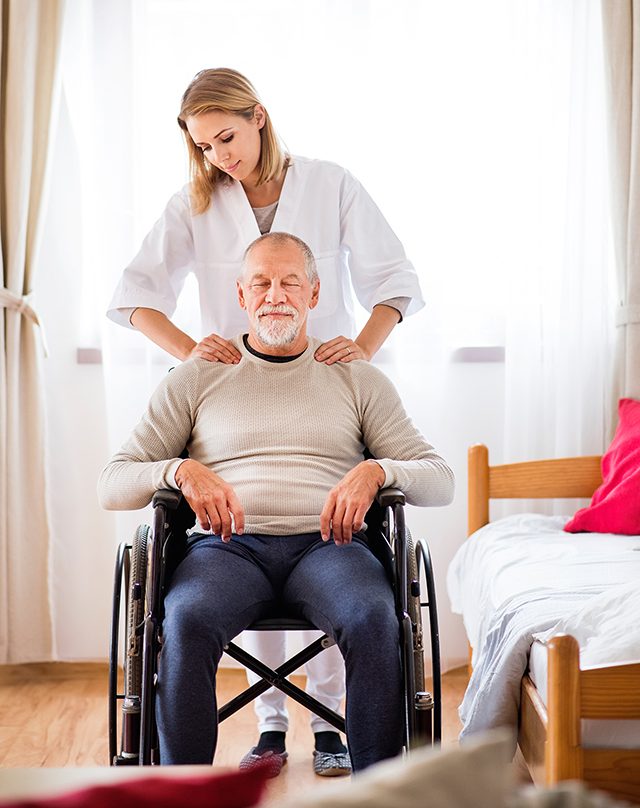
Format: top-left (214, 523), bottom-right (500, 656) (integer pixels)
top-left (108, 486), bottom-right (441, 766)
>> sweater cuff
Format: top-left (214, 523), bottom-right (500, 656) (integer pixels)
top-left (373, 458), bottom-right (393, 490)
top-left (166, 459), bottom-right (185, 490)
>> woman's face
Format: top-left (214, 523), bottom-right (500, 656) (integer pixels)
top-left (186, 106), bottom-right (265, 185)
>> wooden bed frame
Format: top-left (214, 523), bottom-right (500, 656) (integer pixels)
top-left (468, 444), bottom-right (640, 804)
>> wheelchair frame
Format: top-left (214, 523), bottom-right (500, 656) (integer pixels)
top-left (108, 487), bottom-right (441, 766)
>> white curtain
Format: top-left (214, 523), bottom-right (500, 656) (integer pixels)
top-left (43, 0), bottom-right (614, 668)
top-left (501, 1), bottom-right (614, 488)
top-left (601, 0), bottom-right (640, 428)
top-left (96, 0), bottom-right (522, 448)
top-left (0, 0), bottom-right (63, 663)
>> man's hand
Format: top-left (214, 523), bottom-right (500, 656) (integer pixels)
top-left (320, 460), bottom-right (385, 545)
top-left (189, 333), bottom-right (241, 364)
top-left (175, 459), bottom-right (244, 542)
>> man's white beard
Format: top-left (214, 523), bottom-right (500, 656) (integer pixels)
top-left (254, 305), bottom-right (300, 347)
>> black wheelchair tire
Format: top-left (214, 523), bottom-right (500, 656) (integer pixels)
top-left (125, 525), bottom-right (149, 700)
top-left (405, 528), bottom-right (425, 694)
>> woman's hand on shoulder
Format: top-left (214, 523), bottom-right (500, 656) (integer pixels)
top-left (189, 333), bottom-right (241, 364)
top-left (314, 336), bottom-right (369, 365)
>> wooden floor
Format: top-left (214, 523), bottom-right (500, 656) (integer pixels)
top-left (0, 663), bottom-right (521, 803)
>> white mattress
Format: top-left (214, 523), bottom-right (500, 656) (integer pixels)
top-left (447, 513), bottom-right (640, 746)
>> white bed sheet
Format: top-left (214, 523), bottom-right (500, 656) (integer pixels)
top-left (447, 514), bottom-right (640, 665)
top-left (446, 514), bottom-right (640, 746)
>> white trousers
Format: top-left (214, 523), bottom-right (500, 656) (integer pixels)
top-left (242, 629), bottom-right (346, 734)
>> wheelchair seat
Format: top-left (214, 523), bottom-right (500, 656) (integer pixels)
top-left (108, 487), bottom-right (441, 766)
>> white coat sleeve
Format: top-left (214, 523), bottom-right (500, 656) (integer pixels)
top-left (340, 172), bottom-right (425, 317)
top-left (107, 189), bottom-right (195, 329)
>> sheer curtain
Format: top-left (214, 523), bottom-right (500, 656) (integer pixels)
top-left (92, 0), bottom-right (613, 403)
top-left (45, 0), bottom-right (614, 667)
top-left (96, 0), bottom-right (521, 441)
top-left (501, 1), bottom-right (614, 486)
top-left (601, 0), bottom-right (640, 428)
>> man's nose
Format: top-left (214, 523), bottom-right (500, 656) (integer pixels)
top-left (265, 281), bottom-right (286, 303)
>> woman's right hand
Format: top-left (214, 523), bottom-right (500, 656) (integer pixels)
top-left (189, 333), bottom-right (241, 364)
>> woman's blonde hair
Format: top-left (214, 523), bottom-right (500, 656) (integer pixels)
top-left (178, 68), bottom-right (288, 214)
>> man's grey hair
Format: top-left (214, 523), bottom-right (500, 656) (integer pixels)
top-left (240, 232), bottom-right (319, 285)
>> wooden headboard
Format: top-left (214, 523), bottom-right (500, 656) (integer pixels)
top-left (467, 444), bottom-right (603, 536)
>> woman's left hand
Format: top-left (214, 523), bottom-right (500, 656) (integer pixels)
top-left (314, 336), bottom-right (369, 364)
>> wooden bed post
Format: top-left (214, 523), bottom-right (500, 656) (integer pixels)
top-left (468, 444), bottom-right (489, 536)
top-left (546, 634), bottom-right (583, 783)
top-left (466, 444), bottom-right (490, 674)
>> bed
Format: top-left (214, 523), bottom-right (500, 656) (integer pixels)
top-left (447, 444), bottom-right (640, 804)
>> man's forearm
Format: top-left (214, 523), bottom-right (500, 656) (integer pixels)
top-left (98, 454), bottom-right (184, 510)
top-left (375, 456), bottom-right (455, 507)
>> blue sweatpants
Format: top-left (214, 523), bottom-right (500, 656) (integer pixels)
top-left (156, 531), bottom-right (403, 771)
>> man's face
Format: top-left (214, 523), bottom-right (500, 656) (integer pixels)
top-left (237, 241), bottom-right (319, 352)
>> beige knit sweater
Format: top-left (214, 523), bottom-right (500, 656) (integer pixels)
top-left (98, 337), bottom-right (454, 535)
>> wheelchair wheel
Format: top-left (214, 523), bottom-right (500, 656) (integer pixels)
top-left (405, 528), bottom-right (433, 750)
top-left (112, 524), bottom-right (149, 764)
top-left (126, 524), bottom-right (149, 699)
top-left (108, 541), bottom-right (128, 764)
top-left (405, 528), bottom-right (425, 692)
top-left (416, 538), bottom-right (441, 745)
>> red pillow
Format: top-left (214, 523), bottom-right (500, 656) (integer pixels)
top-left (565, 398), bottom-right (640, 535)
top-left (0, 768), bottom-right (268, 808)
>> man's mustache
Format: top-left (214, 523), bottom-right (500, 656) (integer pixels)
top-left (257, 305), bottom-right (297, 317)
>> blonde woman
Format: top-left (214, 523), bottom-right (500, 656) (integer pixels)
top-left (108, 67), bottom-right (424, 776)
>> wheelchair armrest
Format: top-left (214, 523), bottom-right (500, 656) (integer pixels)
top-left (376, 487), bottom-right (406, 507)
top-left (152, 489), bottom-right (183, 511)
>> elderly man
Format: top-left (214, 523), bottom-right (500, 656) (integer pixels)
top-left (98, 231), bottom-right (454, 772)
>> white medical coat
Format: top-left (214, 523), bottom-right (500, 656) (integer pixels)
top-left (107, 156), bottom-right (424, 341)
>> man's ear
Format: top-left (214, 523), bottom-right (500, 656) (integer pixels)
top-left (237, 280), bottom-right (247, 309)
top-left (309, 280), bottom-right (320, 310)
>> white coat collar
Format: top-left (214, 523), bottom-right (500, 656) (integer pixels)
top-left (219, 157), bottom-right (309, 241)
top-left (271, 158), bottom-right (308, 232)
